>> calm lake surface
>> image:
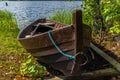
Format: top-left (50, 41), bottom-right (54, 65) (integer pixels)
top-left (0, 1), bottom-right (82, 29)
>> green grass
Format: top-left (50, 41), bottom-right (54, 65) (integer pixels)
top-left (0, 10), bottom-right (24, 79)
top-left (0, 10), bottom-right (18, 31)
top-left (49, 10), bottom-right (72, 25)
top-left (0, 10), bottom-right (22, 55)
top-left (0, 10), bottom-right (46, 80)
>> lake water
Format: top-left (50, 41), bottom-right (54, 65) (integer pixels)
top-left (0, 1), bottom-right (82, 29)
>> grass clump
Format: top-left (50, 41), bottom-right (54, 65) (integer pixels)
top-left (0, 10), bottom-right (18, 32)
top-left (49, 10), bottom-right (72, 25)
top-left (0, 10), bottom-right (19, 54)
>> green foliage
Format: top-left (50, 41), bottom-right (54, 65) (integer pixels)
top-left (0, 10), bottom-right (20, 54)
top-left (20, 55), bottom-right (46, 78)
top-left (0, 10), bottom-right (18, 32)
top-left (49, 10), bottom-right (72, 25)
top-left (101, 0), bottom-right (120, 22)
top-left (82, 11), bottom-right (93, 27)
top-left (109, 22), bottom-right (120, 34)
top-left (82, 0), bottom-right (120, 35)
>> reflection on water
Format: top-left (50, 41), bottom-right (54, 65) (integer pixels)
top-left (0, 1), bottom-right (82, 29)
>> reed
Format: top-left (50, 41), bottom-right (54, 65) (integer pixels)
top-left (49, 10), bottom-right (72, 25)
top-left (0, 10), bottom-right (18, 33)
top-left (0, 10), bottom-right (19, 51)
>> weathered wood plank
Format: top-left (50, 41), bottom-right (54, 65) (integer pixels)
top-left (90, 43), bottom-right (120, 72)
top-left (73, 10), bottom-right (83, 54)
top-left (71, 10), bottom-right (84, 75)
top-left (31, 41), bottom-right (74, 57)
top-left (20, 26), bottom-right (74, 49)
top-left (45, 68), bottom-right (120, 80)
top-left (81, 68), bottom-right (120, 79)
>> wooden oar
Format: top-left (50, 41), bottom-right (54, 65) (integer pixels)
top-left (90, 43), bottom-right (120, 72)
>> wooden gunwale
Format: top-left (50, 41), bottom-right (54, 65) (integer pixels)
top-left (17, 25), bottom-right (72, 40)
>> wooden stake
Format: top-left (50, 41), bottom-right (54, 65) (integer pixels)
top-left (72, 10), bottom-right (83, 54)
top-left (71, 10), bottom-right (84, 76)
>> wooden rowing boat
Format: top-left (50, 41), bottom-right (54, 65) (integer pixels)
top-left (18, 18), bottom-right (91, 57)
top-left (18, 11), bottom-right (92, 76)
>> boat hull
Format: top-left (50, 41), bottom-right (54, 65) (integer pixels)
top-left (18, 19), bottom-right (92, 75)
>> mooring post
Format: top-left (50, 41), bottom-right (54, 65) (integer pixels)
top-left (73, 10), bottom-right (83, 54)
top-left (71, 10), bottom-right (84, 76)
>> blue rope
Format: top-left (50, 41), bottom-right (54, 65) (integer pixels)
top-left (47, 30), bottom-right (75, 59)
